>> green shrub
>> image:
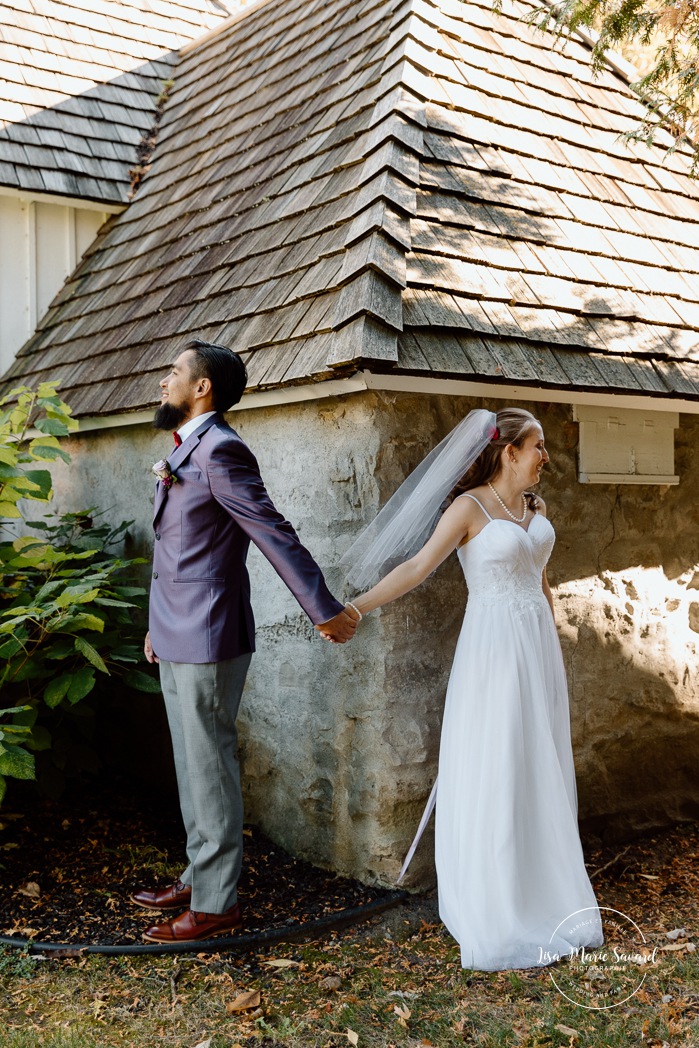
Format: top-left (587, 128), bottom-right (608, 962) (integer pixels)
top-left (0, 385), bottom-right (158, 804)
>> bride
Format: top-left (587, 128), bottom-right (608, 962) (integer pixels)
top-left (339, 407), bottom-right (603, 970)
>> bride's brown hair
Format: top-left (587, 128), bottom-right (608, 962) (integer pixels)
top-left (448, 407), bottom-right (541, 509)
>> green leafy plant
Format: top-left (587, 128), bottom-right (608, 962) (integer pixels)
top-left (0, 385), bottom-right (158, 803)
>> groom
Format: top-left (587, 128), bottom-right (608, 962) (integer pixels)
top-left (134, 338), bottom-right (358, 943)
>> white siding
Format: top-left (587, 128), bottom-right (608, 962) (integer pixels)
top-left (0, 195), bottom-right (31, 374)
top-left (0, 193), bottom-right (109, 376)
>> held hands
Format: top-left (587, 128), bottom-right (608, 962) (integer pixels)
top-left (315, 604), bottom-right (361, 643)
top-left (145, 609), bottom-right (359, 654)
top-left (145, 609), bottom-right (361, 652)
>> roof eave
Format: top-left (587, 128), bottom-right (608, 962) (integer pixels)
top-left (67, 364), bottom-right (699, 435)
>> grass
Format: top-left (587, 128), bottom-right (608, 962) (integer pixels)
top-left (0, 899), bottom-right (697, 1048)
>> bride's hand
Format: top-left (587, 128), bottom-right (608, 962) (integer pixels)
top-left (315, 606), bottom-right (360, 643)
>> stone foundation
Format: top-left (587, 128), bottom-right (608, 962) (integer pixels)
top-left (45, 391), bottom-right (699, 887)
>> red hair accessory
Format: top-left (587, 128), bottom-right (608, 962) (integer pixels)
top-left (490, 426), bottom-right (499, 440)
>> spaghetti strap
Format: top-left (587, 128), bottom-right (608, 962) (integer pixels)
top-left (455, 492), bottom-right (493, 521)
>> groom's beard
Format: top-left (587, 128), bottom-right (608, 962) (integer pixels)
top-left (153, 400), bottom-right (189, 431)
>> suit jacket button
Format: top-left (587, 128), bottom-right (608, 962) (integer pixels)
top-left (152, 571), bottom-right (158, 579)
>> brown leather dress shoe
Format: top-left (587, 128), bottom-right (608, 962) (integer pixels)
top-left (142, 902), bottom-right (243, 943)
top-left (131, 880), bottom-right (192, 910)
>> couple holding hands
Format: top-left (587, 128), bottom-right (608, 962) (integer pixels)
top-left (135, 338), bottom-right (601, 971)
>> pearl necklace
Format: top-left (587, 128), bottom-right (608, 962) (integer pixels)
top-left (487, 481), bottom-right (527, 523)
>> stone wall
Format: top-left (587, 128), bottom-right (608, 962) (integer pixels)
top-left (45, 391), bottom-right (699, 887)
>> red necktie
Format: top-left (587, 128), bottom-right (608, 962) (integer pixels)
top-left (173, 431), bottom-right (182, 447)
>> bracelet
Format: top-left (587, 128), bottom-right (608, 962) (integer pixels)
top-left (345, 600), bottom-right (363, 621)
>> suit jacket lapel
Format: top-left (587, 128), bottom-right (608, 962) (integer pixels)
top-left (153, 476), bottom-right (168, 524)
top-left (153, 414), bottom-right (220, 525)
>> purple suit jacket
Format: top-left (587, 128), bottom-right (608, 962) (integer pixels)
top-left (149, 414), bottom-right (343, 663)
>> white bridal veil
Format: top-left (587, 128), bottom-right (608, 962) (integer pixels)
top-left (340, 408), bottom-right (498, 591)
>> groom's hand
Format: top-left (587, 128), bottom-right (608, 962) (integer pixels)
top-left (315, 607), bottom-right (359, 643)
top-left (144, 631), bottom-right (160, 664)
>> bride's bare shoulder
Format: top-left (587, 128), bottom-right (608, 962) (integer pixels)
top-left (450, 488), bottom-right (486, 513)
top-left (453, 484), bottom-right (490, 503)
top-left (447, 488), bottom-right (488, 529)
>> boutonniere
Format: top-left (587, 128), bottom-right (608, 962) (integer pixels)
top-left (152, 459), bottom-right (178, 489)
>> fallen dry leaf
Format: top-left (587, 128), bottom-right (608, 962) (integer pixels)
top-left (193, 1041), bottom-right (211, 1048)
top-left (320, 975), bottom-right (342, 990)
top-left (226, 990), bottom-right (261, 1013)
top-left (347, 1030), bottom-right (359, 1047)
top-left (555, 1024), bottom-right (579, 1038)
top-left (659, 943), bottom-right (690, 952)
top-left (394, 1003), bottom-right (411, 1021)
top-left (18, 882), bottom-right (40, 900)
top-left (264, 959), bottom-right (300, 969)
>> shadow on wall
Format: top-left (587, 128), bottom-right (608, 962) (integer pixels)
top-left (566, 622), bottom-right (699, 840)
top-left (535, 402), bottom-right (699, 837)
top-left (542, 406), bottom-right (698, 833)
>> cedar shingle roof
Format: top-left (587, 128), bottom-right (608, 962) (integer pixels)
top-left (400, 0), bottom-right (699, 397)
top-left (0, 0), bottom-right (233, 203)
top-left (5, 0), bottom-right (699, 414)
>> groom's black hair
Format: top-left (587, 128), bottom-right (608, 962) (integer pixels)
top-left (185, 338), bottom-right (248, 412)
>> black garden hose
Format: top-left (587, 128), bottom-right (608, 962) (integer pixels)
top-left (0, 891), bottom-right (409, 957)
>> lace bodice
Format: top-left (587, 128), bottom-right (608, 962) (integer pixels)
top-left (456, 495), bottom-right (554, 612)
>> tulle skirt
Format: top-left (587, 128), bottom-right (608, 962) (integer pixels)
top-left (435, 595), bottom-right (603, 970)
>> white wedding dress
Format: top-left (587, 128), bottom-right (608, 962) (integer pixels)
top-left (434, 494), bottom-right (603, 970)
